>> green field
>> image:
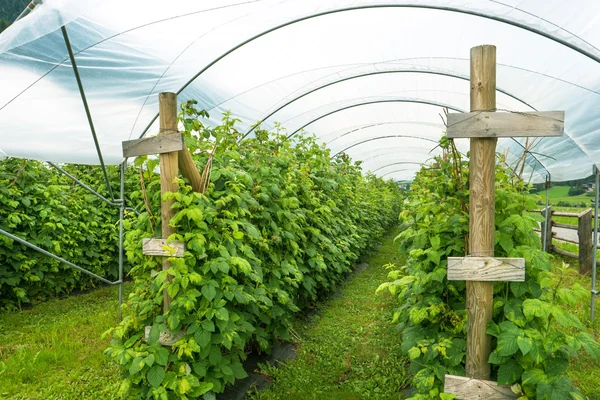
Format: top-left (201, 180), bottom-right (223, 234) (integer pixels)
top-left (531, 185), bottom-right (594, 207)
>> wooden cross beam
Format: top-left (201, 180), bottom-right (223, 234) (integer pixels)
top-left (447, 111), bottom-right (564, 138)
top-left (447, 257), bottom-right (524, 282)
top-left (442, 45), bottom-right (564, 400)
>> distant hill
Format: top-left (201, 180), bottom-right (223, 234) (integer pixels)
top-left (1, 0), bottom-right (29, 33)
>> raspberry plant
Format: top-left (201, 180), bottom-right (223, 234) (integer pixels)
top-left (105, 103), bottom-right (402, 399)
top-left (378, 137), bottom-right (600, 399)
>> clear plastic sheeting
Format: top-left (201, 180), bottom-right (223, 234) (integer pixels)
top-left (1, 0), bottom-right (599, 182)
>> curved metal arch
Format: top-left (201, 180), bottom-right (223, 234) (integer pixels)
top-left (361, 146), bottom-right (442, 161)
top-left (138, 3), bottom-right (600, 138)
top-left (313, 100), bottom-right (548, 174)
top-left (371, 161), bottom-right (425, 173)
top-left (332, 135), bottom-right (439, 158)
top-left (380, 168), bottom-right (414, 178)
top-left (242, 68), bottom-right (536, 139)
top-left (362, 150), bottom-right (443, 166)
top-left (287, 98), bottom-right (464, 139)
top-left (324, 121), bottom-right (445, 143)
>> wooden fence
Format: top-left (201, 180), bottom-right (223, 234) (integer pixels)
top-left (536, 206), bottom-right (597, 275)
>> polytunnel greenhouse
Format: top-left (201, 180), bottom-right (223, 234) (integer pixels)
top-left (0, 0), bottom-right (599, 399)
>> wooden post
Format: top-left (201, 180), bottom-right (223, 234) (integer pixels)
top-left (444, 45), bottom-right (563, 398)
top-left (159, 92), bottom-right (179, 312)
top-left (578, 208), bottom-right (593, 275)
top-left (541, 206), bottom-right (553, 252)
top-left (466, 45), bottom-right (496, 380)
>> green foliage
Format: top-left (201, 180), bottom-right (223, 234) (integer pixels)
top-left (378, 138), bottom-right (599, 399)
top-left (105, 102), bottom-right (403, 399)
top-left (567, 186), bottom-right (585, 197)
top-left (0, 159), bottom-right (135, 310)
top-left (0, 0), bottom-right (28, 33)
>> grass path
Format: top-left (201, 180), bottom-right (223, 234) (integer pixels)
top-left (249, 229), bottom-right (410, 400)
top-left (0, 284), bottom-right (128, 399)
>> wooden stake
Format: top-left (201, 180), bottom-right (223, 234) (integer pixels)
top-left (578, 208), bottom-right (593, 275)
top-left (159, 92), bottom-right (179, 312)
top-left (541, 206), bottom-right (553, 252)
top-left (178, 147), bottom-right (204, 193)
top-left (466, 45), bottom-right (496, 380)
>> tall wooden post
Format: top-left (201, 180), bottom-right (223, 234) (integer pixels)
top-left (444, 45), bottom-right (564, 398)
top-left (159, 92), bottom-right (179, 312)
top-left (541, 206), bottom-right (553, 252)
top-left (578, 208), bottom-right (593, 275)
top-left (466, 45), bottom-right (496, 380)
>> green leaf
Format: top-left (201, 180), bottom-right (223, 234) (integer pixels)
top-left (147, 365), bottom-right (165, 388)
top-left (215, 307), bottom-right (229, 321)
top-left (497, 330), bottom-right (520, 356)
top-left (517, 336), bottom-right (533, 355)
top-left (129, 356), bottom-right (145, 375)
top-left (522, 368), bottom-right (546, 386)
top-left (413, 368), bottom-right (435, 392)
top-left (523, 299), bottom-right (551, 320)
top-left (575, 332), bottom-right (600, 360)
top-left (196, 382), bottom-right (214, 396)
top-left (195, 329), bottom-right (211, 348)
top-left (504, 299), bottom-right (525, 326)
top-left (536, 376), bottom-right (574, 400)
top-left (408, 347), bottom-right (421, 360)
top-left (497, 359), bottom-right (523, 385)
top-left (155, 348), bottom-right (170, 366)
top-left (202, 320), bottom-right (215, 332)
top-left (231, 362), bottom-right (248, 379)
top-left (202, 285), bottom-right (216, 302)
top-left (545, 357), bottom-right (568, 378)
top-left (430, 235), bottom-right (441, 250)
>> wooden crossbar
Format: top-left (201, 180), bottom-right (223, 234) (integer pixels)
top-left (444, 375), bottom-right (516, 399)
top-left (142, 238), bottom-right (185, 258)
top-left (122, 133), bottom-right (184, 158)
top-left (447, 257), bottom-right (525, 282)
top-left (447, 111), bottom-right (564, 138)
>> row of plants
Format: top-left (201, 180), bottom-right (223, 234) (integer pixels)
top-left (378, 137), bottom-right (600, 399)
top-left (0, 159), bottom-right (137, 310)
top-left (104, 102), bottom-right (403, 399)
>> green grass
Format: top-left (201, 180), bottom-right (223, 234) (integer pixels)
top-left (249, 229), bottom-right (410, 400)
top-left (0, 284), bottom-right (129, 399)
top-left (547, 254), bottom-right (600, 398)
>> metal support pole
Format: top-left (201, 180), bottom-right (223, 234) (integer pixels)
top-left (47, 161), bottom-right (139, 215)
top-left (591, 166), bottom-right (599, 321)
top-left (543, 174), bottom-right (550, 252)
top-left (118, 161), bottom-right (126, 320)
top-left (47, 161), bottom-right (119, 207)
top-left (0, 228), bottom-right (121, 286)
top-left (60, 25), bottom-right (115, 200)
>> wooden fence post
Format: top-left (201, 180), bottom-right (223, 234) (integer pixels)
top-left (159, 92), bottom-right (179, 312)
top-left (465, 44), bottom-right (496, 380)
top-left (578, 208), bottom-right (593, 275)
top-left (541, 206), bottom-right (553, 252)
